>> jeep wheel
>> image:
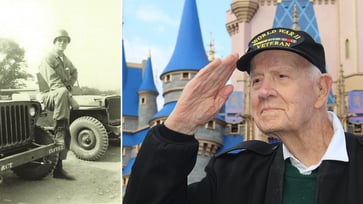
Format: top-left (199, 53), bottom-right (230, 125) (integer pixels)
top-left (70, 116), bottom-right (108, 161)
top-left (12, 126), bottom-right (59, 180)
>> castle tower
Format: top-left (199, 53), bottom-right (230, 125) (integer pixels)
top-left (122, 42), bottom-right (156, 187)
top-left (122, 41), bottom-right (142, 131)
top-left (151, 0), bottom-right (209, 124)
top-left (149, 0), bottom-right (228, 183)
top-left (137, 52), bottom-right (158, 128)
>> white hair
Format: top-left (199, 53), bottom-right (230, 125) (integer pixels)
top-left (307, 63), bottom-right (322, 81)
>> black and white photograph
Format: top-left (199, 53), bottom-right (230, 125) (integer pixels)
top-left (0, 0), bottom-right (121, 203)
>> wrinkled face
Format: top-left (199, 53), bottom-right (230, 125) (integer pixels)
top-left (54, 37), bottom-right (69, 52)
top-left (250, 50), bottom-right (320, 135)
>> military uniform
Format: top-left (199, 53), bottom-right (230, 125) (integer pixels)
top-left (38, 29), bottom-right (77, 180)
top-left (39, 51), bottom-right (78, 120)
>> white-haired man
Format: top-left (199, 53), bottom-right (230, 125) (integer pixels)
top-left (124, 27), bottom-right (363, 204)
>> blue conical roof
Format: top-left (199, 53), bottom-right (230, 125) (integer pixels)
top-left (123, 65), bottom-right (142, 116)
top-left (161, 0), bottom-right (209, 76)
top-left (139, 56), bottom-right (158, 94)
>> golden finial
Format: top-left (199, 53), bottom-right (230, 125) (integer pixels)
top-left (208, 32), bottom-right (215, 62)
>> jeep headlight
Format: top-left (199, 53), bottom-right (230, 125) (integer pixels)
top-left (94, 98), bottom-right (104, 107)
top-left (29, 105), bottom-right (36, 117)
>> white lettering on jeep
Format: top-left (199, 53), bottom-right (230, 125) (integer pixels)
top-left (1, 162), bottom-right (13, 171)
top-left (49, 145), bottom-right (65, 154)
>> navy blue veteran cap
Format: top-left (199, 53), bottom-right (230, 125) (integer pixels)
top-left (237, 27), bottom-right (326, 73)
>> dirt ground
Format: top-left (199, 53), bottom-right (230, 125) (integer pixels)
top-left (0, 145), bottom-right (121, 204)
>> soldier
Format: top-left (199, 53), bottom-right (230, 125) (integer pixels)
top-left (38, 29), bottom-right (78, 180)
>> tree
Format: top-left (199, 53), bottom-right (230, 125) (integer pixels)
top-left (0, 38), bottom-right (33, 89)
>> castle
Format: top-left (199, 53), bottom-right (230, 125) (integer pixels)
top-left (122, 0), bottom-right (363, 188)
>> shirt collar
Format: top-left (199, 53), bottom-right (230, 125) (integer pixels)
top-left (282, 111), bottom-right (348, 174)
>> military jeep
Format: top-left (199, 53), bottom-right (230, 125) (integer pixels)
top-left (0, 91), bottom-right (62, 181)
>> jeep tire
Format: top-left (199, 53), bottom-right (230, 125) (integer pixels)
top-left (12, 126), bottom-right (59, 180)
top-left (70, 116), bottom-right (108, 161)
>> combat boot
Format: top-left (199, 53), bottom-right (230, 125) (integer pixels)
top-left (54, 128), bottom-right (66, 146)
top-left (54, 120), bottom-right (67, 146)
top-left (53, 159), bottom-right (75, 180)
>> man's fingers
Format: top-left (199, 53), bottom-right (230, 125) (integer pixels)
top-left (215, 84), bottom-right (234, 108)
top-left (194, 53), bottom-right (239, 86)
top-left (218, 53), bottom-right (239, 84)
top-left (164, 53), bottom-right (239, 135)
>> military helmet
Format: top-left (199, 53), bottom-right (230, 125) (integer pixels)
top-left (53, 29), bottom-right (71, 44)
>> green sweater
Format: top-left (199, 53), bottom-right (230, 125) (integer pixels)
top-left (283, 160), bottom-right (318, 204)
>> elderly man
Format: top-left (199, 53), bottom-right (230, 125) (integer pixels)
top-left (123, 27), bottom-right (363, 203)
top-left (38, 29), bottom-right (78, 180)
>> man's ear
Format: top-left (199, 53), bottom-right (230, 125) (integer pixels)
top-left (314, 74), bottom-right (332, 108)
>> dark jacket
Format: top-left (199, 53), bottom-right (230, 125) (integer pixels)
top-left (123, 124), bottom-right (363, 204)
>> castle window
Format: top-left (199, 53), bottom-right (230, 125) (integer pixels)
top-left (151, 119), bottom-right (164, 127)
top-left (228, 123), bottom-right (241, 134)
top-left (181, 72), bottom-right (191, 80)
top-left (164, 74), bottom-right (172, 83)
top-left (198, 141), bottom-right (218, 156)
top-left (140, 96), bottom-right (147, 104)
top-left (205, 120), bottom-right (215, 129)
top-left (353, 123), bottom-right (363, 134)
top-left (345, 39), bottom-right (350, 59)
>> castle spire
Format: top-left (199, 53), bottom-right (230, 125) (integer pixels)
top-left (336, 65), bottom-right (346, 118)
top-left (138, 53), bottom-right (158, 93)
top-left (208, 32), bottom-right (215, 62)
top-left (138, 52), bottom-right (158, 128)
top-left (291, 4), bottom-right (300, 30)
top-left (161, 0), bottom-right (209, 76)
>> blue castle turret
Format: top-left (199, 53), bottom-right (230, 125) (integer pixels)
top-left (122, 41), bottom-right (141, 130)
top-left (122, 42), bottom-right (158, 185)
top-left (149, 0), bottom-right (244, 183)
top-left (138, 54), bottom-right (158, 128)
top-left (152, 0), bottom-right (209, 117)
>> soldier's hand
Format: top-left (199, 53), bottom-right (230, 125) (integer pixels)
top-left (164, 53), bottom-right (239, 135)
top-left (66, 85), bottom-right (72, 92)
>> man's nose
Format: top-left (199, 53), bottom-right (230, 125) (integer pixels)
top-left (257, 79), bottom-right (277, 98)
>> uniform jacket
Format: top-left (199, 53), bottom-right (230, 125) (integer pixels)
top-left (39, 50), bottom-right (77, 92)
top-left (124, 124), bottom-right (363, 204)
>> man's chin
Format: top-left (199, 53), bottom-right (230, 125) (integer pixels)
top-left (256, 124), bottom-right (283, 136)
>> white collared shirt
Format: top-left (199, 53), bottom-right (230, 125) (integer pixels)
top-left (282, 111), bottom-right (349, 175)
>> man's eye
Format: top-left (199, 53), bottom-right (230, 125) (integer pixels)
top-left (279, 74), bottom-right (287, 78)
top-left (252, 78), bottom-right (261, 84)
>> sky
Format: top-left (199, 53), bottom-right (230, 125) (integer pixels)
top-left (122, 0), bottom-right (232, 101)
top-left (0, 0), bottom-right (121, 91)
